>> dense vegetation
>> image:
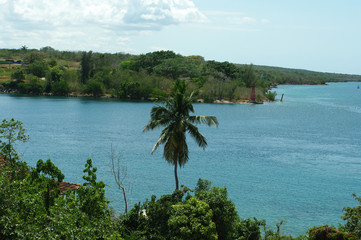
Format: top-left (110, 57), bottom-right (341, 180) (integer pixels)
top-left (1, 47), bottom-right (359, 102)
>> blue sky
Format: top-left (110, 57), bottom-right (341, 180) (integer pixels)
top-left (1, 0), bottom-right (360, 74)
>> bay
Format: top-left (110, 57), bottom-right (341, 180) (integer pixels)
top-left (0, 82), bottom-right (361, 236)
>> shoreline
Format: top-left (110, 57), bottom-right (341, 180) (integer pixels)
top-left (0, 91), bottom-right (270, 104)
top-left (4, 81), bottom-right (359, 104)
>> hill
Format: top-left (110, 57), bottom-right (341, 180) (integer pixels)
top-left (1, 47), bottom-right (360, 102)
top-left (252, 65), bottom-right (360, 85)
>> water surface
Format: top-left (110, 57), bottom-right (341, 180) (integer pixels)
top-left (1, 82), bottom-right (360, 235)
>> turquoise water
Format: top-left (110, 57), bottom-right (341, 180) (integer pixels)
top-left (1, 82), bottom-right (361, 236)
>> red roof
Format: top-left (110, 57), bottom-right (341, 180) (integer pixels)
top-left (58, 181), bottom-right (81, 195)
top-left (0, 154), bottom-right (81, 195)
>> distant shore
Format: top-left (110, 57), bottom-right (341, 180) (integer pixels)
top-left (0, 90), bottom-right (269, 104)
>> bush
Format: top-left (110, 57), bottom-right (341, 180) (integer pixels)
top-left (11, 69), bottom-right (25, 81)
top-left (51, 80), bottom-right (70, 96)
top-left (83, 80), bottom-right (104, 97)
top-left (17, 82), bottom-right (30, 94)
top-left (232, 86), bottom-right (250, 100)
top-left (150, 88), bottom-right (168, 100)
top-left (48, 59), bottom-right (57, 68)
top-left (265, 90), bottom-right (277, 101)
top-left (28, 77), bottom-right (44, 95)
top-left (340, 194), bottom-right (361, 238)
top-left (118, 189), bottom-right (185, 239)
top-left (46, 67), bottom-right (62, 83)
top-left (0, 157), bottom-right (114, 239)
top-left (195, 179), bottom-right (239, 240)
top-left (27, 60), bottom-right (48, 78)
top-left (168, 197), bottom-right (217, 240)
top-left (308, 225), bottom-right (356, 240)
top-left (236, 218), bottom-right (263, 240)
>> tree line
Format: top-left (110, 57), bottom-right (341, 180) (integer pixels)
top-left (1, 47), bottom-right (360, 100)
top-left (6, 46), bottom-right (361, 102)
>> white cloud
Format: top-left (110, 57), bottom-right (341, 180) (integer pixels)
top-left (1, 0), bottom-right (205, 29)
top-left (206, 11), bottom-right (269, 25)
top-left (200, 10), bottom-right (269, 32)
top-left (123, 0), bottom-right (206, 26)
top-left (228, 16), bottom-right (257, 24)
top-left (0, 0), bottom-right (205, 51)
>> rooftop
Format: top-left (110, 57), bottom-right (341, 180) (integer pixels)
top-left (0, 154), bottom-right (81, 195)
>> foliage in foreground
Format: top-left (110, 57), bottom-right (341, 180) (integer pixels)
top-left (340, 193), bottom-right (361, 238)
top-left (2, 119), bottom-right (361, 239)
top-left (116, 179), bottom-right (306, 240)
top-left (1, 158), bottom-right (361, 239)
top-left (308, 226), bottom-right (356, 240)
top-left (0, 118), bottom-right (29, 167)
top-left (0, 158), bottom-right (114, 239)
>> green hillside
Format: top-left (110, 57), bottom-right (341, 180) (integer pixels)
top-left (1, 47), bottom-right (360, 102)
top-left (253, 65), bottom-right (361, 85)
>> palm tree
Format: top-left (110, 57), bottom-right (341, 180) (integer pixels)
top-left (143, 80), bottom-right (218, 190)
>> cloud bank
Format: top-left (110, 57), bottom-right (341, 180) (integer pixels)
top-left (0, 0), bottom-right (206, 51)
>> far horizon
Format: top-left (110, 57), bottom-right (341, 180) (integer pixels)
top-left (1, 0), bottom-right (360, 75)
top-left (2, 46), bottom-right (360, 78)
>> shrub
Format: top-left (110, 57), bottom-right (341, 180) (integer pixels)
top-left (28, 77), bottom-right (44, 95)
top-left (195, 179), bottom-right (239, 240)
top-left (46, 67), bottom-right (62, 83)
top-left (308, 225), bottom-right (356, 240)
top-left (236, 217), bottom-right (263, 240)
top-left (17, 82), bottom-right (30, 94)
top-left (48, 59), bottom-right (57, 68)
top-left (0, 157), bottom-right (114, 239)
top-left (11, 69), bottom-right (25, 81)
top-left (118, 189), bottom-right (186, 239)
top-left (340, 194), bottom-right (361, 238)
top-left (232, 86), bottom-right (250, 100)
top-left (265, 90), bottom-right (277, 101)
top-left (168, 197), bottom-right (217, 240)
top-left (51, 80), bottom-right (70, 96)
top-left (83, 80), bottom-right (104, 97)
top-left (27, 60), bottom-right (48, 78)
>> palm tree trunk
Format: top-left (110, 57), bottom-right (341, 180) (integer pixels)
top-left (174, 163), bottom-right (179, 190)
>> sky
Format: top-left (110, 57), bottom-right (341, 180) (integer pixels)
top-left (1, 0), bottom-right (360, 74)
